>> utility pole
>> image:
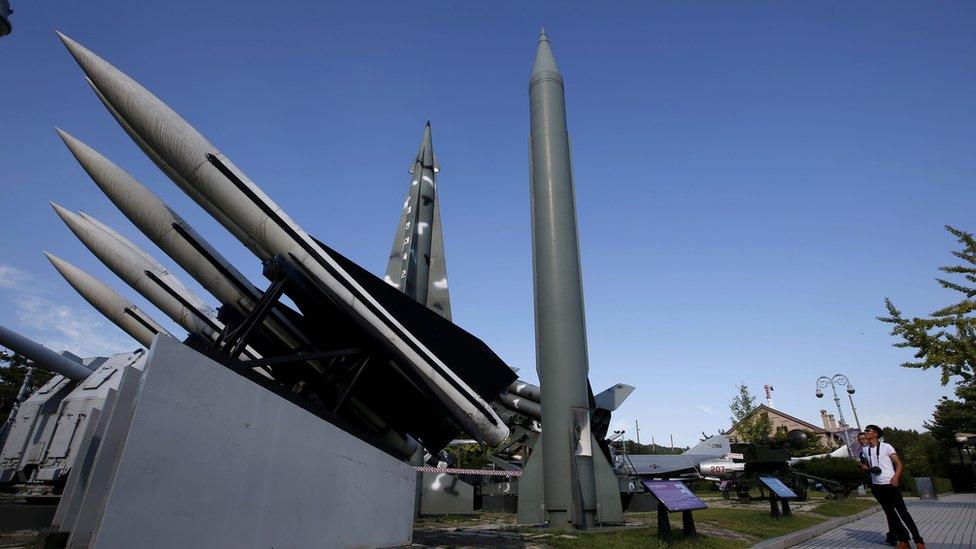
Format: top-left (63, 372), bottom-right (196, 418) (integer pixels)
top-left (635, 420), bottom-right (640, 445)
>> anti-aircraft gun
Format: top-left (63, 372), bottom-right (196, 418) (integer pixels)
top-left (0, 325), bottom-right (142, 489)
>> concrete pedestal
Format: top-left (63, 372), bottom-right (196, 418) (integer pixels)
top-left (60, 335), bottom-right (416, 548)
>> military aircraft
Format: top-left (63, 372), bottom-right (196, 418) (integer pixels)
top-left (622, 435), bottom-right (746, 480)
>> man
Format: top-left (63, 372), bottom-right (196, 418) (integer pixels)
top-left (861, 425), bottom-right (925, 549)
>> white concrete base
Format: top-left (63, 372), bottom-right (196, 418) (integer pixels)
top-left (66, 335), bottom-right (415, 549)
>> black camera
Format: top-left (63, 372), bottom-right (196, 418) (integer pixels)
top-left (869, 466), bottom-right (882, 475)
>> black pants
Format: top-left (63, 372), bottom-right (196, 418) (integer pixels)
top-left (871, 483), bottom-right (924, 543)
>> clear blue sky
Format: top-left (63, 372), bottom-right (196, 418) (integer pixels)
top-left (1, 2), bottom-right (974, 446)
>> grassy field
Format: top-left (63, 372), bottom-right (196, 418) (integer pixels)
top-left (692, 507), bottom-right (826, 538)
top-left (810, 497), bottom-right (878, 517)
top-left (414, 495), bottom-right (880, 547)
top-left (530, 529), bottom-right (747, 549)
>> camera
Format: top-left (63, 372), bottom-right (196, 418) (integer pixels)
top-left (869, 466), bottom-right (883, 475)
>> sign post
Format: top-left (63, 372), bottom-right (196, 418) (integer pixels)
top-left (642, 481), bottom-right (707, 540)
top-left (759, 476), bottom-right (798, 518)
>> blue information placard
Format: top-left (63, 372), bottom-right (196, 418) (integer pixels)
top-left (641, 480), bottom-right (708, 512)
top-left (759, 476), bottom-right (798, 499)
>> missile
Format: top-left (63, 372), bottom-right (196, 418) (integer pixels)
top-left (383, 123), bottom-right (452, 320)
top-left (55, 129), bottom-right (312, 356)
top-left (57, 33), bottom-right (509, 446)
top-left (49, 203), bottom-right (260, 362)
top-left (0, 324), bottom-right (93, 380)
top-left (496, 391), bottom-right (542, 420)
top-left (528, 29), bottom-right (598, 527)
top-left (508, 379), bottom-right (541, 403)
top-left (44, 252), bottom-right (171, 349)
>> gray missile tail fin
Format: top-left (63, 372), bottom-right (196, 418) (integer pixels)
top-left (0, 323), bottom-right (93, 380)
top-left (593, 383), bottom-right (635, 412)
top-left (44, 251), bottom-right (170, 349)
top-left (427, 194), bottom-right (451, 319)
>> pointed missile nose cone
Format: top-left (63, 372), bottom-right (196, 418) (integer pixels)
top-left (43, 251), bottom-right (67, 272)
top-left (531, 28), bottom-right (561, 85)
top-left (56, 31), bottom-right (214, 183)
top-left (415, 122), bottom-right (435, 169)
top-left (56, 128), bottom-right (113, 186)
top-left (50, 201), bottom-right (84, 231)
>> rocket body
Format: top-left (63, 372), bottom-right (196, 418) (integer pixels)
top-left (45, 252), bottom-right (169, 349)
top-left (528, 30), bottom-right (597, 528)
top-left (56, 130), bottom-right (311, 354)
top-left (50, 205), bottom-right (260, 361)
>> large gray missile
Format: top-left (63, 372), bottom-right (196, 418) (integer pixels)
top-left (55, 129), bottom-right (312, 355)
top-left (50, 203), bottom-right (260, 362)
top-left (44, 252), bottom-right (171, 349)
top-left (528, 30), bottom-right (597, 528)
top-left (383, 123), bottom-right (451, 320)
top-left (0, 324), bottom-right (93, 380)
top-left (57, 32), bottom-right (508, 446)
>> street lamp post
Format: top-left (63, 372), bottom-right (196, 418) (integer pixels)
top-left (816, 374), bottom-right (858, 456)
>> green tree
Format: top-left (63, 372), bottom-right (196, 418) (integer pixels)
top-left (924, 383), bottom-right (976, 464)
top-left (880, 225), bottom-right (976, 463)
top-left (0, 351), bottom-right (54, 419)
top-left (729, 383), bottom-right (773, 443)
top-left (881, 427), bottom-right (950, 477)
top-left (880, 225), bottom-right (976, 385)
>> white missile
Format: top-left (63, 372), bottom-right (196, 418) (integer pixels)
top-left (56, 129), bottom-right (312, 355)
top-left (49, 203), bottom-right (260, 362)
top-left (58, 33), bottom-right (509, 445)
top-left (44, 252), bottom-right (171, 349)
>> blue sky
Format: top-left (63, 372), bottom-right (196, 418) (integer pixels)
top-left (1, 2), bottom-right (974, 446)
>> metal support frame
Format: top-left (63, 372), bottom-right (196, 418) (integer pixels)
top-left (768, 492), bottom-right (791, 518)
top-left (333, 357), bottom-right (371, 414)
top-left (655, 503), bottom-right (697, 541)
top-left (219, 273), bottom-right (289, 359)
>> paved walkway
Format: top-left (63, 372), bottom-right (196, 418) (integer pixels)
top-left (794, 493), bottom-right (976, 548)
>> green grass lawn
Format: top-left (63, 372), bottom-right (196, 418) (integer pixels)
top-left (691, 507), bottom-right (826, 539)
top-left (536, 528), bottom-right (747, 549)
top-left (810, 497), bottom-right (878, 517)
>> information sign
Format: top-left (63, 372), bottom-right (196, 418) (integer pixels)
top-left (759, 476), bottom-right (798, 499)
top-left (641, 480), bottom-right (707, 512)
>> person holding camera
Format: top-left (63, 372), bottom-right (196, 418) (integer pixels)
top-left (861, 425), bottom-right (925, 549)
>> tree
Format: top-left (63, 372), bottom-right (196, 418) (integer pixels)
top-left (880, 225), bottom-right (976, 386)
top-left (924, 383), bottom-right (976, 464)
top-left (729, 383), bottom-right (773, 443)
top-left (881, 427), bottom-right (950, 477)
top-left (0, 351), bottom-right (54, 419)
top-left (880, 225), bottom-right (976, 463)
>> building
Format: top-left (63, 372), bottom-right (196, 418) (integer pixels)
top-left (727, 404), bottom-right (844, 448)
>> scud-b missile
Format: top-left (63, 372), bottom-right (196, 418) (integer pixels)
top-left (57, 32), bottom-right (515, 449)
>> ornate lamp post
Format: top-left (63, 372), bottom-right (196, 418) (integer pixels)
top-left (816, 374), bottom-right (858, 456)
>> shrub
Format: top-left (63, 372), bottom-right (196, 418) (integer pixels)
top-left (791, 457), bottom-right (864, 495)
